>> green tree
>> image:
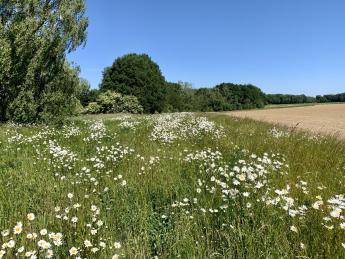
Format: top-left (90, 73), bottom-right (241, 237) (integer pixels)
top-left (0, 0), bottom-right (88, 122)
top-left (164, 82), bottom-right (186, 112)
top-left (100, 54), bottom-right (166, 113)
top-left (215, 83), bottom-right (266, 110)
top-left (76, 78), bottom-right (92, 107)
top-left (38, 62), bottom-right (85, 124)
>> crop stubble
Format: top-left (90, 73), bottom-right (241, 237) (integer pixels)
top-left (226, 104), bottom-right (345, 138)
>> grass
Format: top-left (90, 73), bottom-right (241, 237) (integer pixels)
top-left (0, 113), bottom-right (344, 258)
top-left (264, 103), bottom-right (317, 109)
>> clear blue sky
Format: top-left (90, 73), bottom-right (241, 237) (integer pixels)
top-left (68, 0), bottom-right (345, 96)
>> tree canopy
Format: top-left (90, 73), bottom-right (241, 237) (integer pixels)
top-left (0, 0), bottom-right (88, 122)
top-left (266, 94), bottom-right (316, 104)
top-left (100, 54), bottom-right (166, 113)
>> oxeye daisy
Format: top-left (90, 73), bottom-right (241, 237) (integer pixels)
top-left (69, 247), bottom-right (78, 256)
top-left (40, 229), bottom-right (48, 235)
top-left (13, 224), bottom-right (23, 235)
top-left (114, 242), bottom-right (121, 249)
top-left (1, 230), bottom-right (9, 237)
top-left (290, 225), bottom-right (298, 233)
top-left (45, 249), bottom-right (54, 258)
top-left (84, 240), bottom-right (92, 248)
top-left (27, 213), bottom-right (35, 221)
top-left (6, 240), bottom-right (15, 248)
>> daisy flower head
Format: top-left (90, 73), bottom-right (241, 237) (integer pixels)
top-left (69, 247), bottom-right (78, 256)
top-left (114, 242), bottom-right (121, 249)
top-left (27, 213), bottom-right (35, 221)
top-left (13, 223), bottom-right (23, 235)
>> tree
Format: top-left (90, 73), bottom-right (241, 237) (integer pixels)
top-left (215, 83), bottom-right (266, 109)
top-left (100, 54), bottom-right (166, 113)
top-left (77, 78), bottom-right (92, 107)
top-left (38, 61), bottom-right (85, 124)
top-left (164, 82), bottom-right (186, 112)
top-left (194, 88), bottom-right (228, 111)
top-left (0, 0), bottom-right (88, 122)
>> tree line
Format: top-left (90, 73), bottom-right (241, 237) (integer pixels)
top-left (316, 93), bottom-right (345, 103)
top-left (265, 93), bottom-right (345, 105)
top-left (82, 53), bottom-right (266, 114)
top-left (265, 94), bottom-right (316, 104)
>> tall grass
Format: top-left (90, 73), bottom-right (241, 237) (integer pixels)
top-left (0, 113), bottom-right (344, 258)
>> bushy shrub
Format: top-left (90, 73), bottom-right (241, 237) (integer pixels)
top-left (39, 91), bottom-right (76, 125)
top-left (84, 90), bottom-right (143, 114)
top-left (72, 98), bottom-right (85, 115)
top-left (121, 95), bottom-right (144, 114)
top-left (97, 91), bottom-right (124, 113)
top-left (85, 102), bottom-right (101, 114)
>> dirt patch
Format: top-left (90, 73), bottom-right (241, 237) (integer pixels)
top-left (225, 104), bottom-right (345, 139)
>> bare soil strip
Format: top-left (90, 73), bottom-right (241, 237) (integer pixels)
top-left (225, 104), bottom-right (345, 139)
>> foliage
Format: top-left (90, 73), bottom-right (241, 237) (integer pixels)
top-left (216, 83), bottom-right (266, 109)
top-left (190, 83), bottom-right (266, 112)
top-left (77, 78), bottom-right (92, 107)
top-left (7, 90), bottom-right (37, 123)
top-left (121, 95), bottom-right (144, 114)
top-left (194, 88), bottom-right (228, 111)
top-left (85, 90), bottom-right (143, 114)
top-left (37, 62), bottom-right (86, 124)
top-left (148, 80), bottom-right (267, 113)
top-left (316, 93), bottom-right (345, 103)
top-left (85, 102), bottom-right (101, 114)
top-left (266, 94), bottom-right (316, 104)
top-left (99, 54), bottom-right (166, 113)
top-left (164, 82), bottom-right (197, 112)
top-left (0, 0), bottom-right (88, 123)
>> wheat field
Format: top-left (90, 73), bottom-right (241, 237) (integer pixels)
top-left (226, 103), bottom-right (345, 139)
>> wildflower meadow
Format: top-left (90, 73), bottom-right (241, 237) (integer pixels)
top-left (0, 113), bottom-right (344, 258)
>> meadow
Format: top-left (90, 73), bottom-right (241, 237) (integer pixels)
top-left (0, 113), bottom-right (344, 258)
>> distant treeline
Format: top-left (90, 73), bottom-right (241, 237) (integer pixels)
top-left (316, 93), bottom-right (345, 103)
top-left (266, 93), bottom-right (345, 105)
top-left (265, 94), bottom-right (316, 104)
top-left (164, 82), bottom-right (266, 112)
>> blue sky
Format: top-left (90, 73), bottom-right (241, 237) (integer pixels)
top-left (68, 0), bottom-right (345, 96)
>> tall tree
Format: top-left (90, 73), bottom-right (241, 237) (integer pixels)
top-left (100, 54), bottom-right (166, 113)
top-left (0, 0), bottom-right (88, 122)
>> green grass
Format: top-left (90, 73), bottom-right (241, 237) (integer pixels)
top-left (0, 113), bottom-right (344, 258)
